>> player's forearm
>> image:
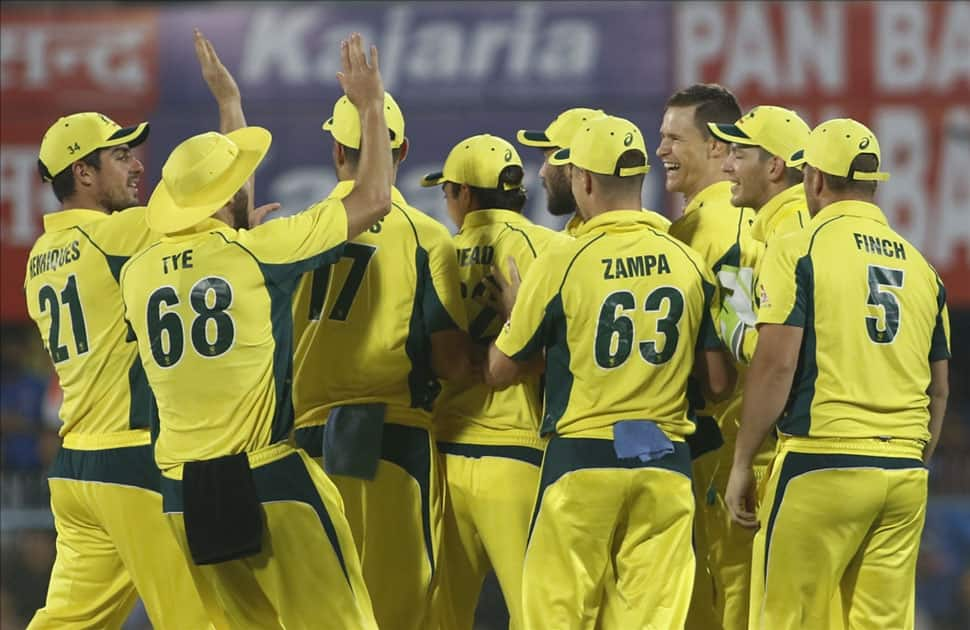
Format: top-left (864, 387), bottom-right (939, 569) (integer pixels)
top-left (924, 360), bottom-right (949, 463)
top-left (217, 98), bottom-right (246, 134)
top-left (735, 331), bottom-right (798, 467)
top-left (484, 344), bottom-right (528, 389)
top-left (343, 102), bottom-right (392, 238)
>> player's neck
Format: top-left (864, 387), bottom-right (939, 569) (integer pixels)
top-left (60, 194), bottom-right (107, 214)
top-left (683, 165), bottom-right (730, 205)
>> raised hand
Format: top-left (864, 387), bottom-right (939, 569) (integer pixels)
top-left (194, 28), bottom-right (240, 105)
top-left (336, 32), bottom-right (384, 110)
top-left (249, 202), bottom-right (281, 228)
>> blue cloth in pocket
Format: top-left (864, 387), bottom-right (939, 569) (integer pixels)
top-left (322, 403), bottom-right (385, 480)
top-left (613, 420), bottom-right (675, 463)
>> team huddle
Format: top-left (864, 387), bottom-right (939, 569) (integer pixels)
top-left (22, 30), bottom-right (949, 630)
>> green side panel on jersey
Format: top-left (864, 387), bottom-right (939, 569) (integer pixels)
top-left (538, 295), bottom-right (572, 436)
top-left (778, 255), bottom-right (817, 437)
top-left (127, 354), bottom-right (156, 433)
top-left (929, 277), bottom-right (950, 361)
top-left (405, 246), bottom-right (441, 412)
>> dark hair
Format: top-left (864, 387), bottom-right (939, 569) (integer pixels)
top-left (591, 149), bottom-right (647, 195)
top-left (821, 154), bottom-right (879, 196)
top-left (666, 83), bottom-right (742, 139)
top-left (44, 150), bottom-right (102, 203)
top-left (756, 147), bottom-right (804, 186)
top-left (447, 165), bottom-right (527, 212)
top-left (340, 143), bottom-right (403, 167)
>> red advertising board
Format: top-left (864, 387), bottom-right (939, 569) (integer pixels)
top-left (0, 7), bottom-right (159, 321)
top-left (674, 0), bottom-right (970, 303)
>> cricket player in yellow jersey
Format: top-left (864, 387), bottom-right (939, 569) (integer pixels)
top-left (726, 118), bottom-right (951, 630)
top-left (120, 34), bottom-right (389, 629)
top-left (658, 84), bottom-right (763, 630)
top-left (709, 106), bottom-right (812, 365)
top-left (290, 93), bottom-right (472, 630)
top-left (419, 134), bottom-right (565, 629)
top-left (23, 29), bottom-right (251, 628)
top-left (24, 111), bottom-right (212, 630)
top-left (486, 115), bottom-right (735, 629)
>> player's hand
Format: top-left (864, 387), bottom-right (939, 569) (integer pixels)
top-left (194, 28), bottom-right (240, 104)
top-left (249, 202), bottom-right (281, 228)
top-left (336, 33), bottom-right (384, 110)
top-left (725, 464), bottom-right (760, 529)
top-left (489, 256), bottom-right (522, 321)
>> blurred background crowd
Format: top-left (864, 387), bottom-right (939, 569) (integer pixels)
top-left (1, 2), bottom-right (967, 628)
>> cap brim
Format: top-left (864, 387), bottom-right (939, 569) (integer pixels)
top-left (321, 117), bottom-right (334, 131)
top-left (708, 122), bottom-right (754, 145)
top-left (420, 171), bottom-right (445, 188)
top-left (786, 149), bottom-right (806, 168)
top-left (516, 129), bottom-right (555, 148)
top-left (104, 122), bottom-right (151, 149)
top-left (147, 127), bottom-right (272, 234)
top-left (548, 148), bottom-right (571, 166)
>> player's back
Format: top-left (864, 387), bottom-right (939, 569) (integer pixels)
top-left (292, 184), bottom-right (464, 430)
top-left (434, 209), bottom-right (565, 447)
top-left (536, 211), bottom-right (717, 441)
top-left (121, 200), bottom-right (348, 470)
top-left (24, 207), bottom-right (156, 440)
top-left (762, 200), bottom-right (948, 442)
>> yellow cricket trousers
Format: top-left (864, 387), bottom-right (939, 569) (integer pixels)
top-left (29, 437), bottom-right (210, 630)
top-left (524, 436), bottom-right (695, 630)
top-left (686, 415), bottom-right (774, 630)
top-left (750, 438), bottom-right (928, 630)
top-left (161, 443), bottom-right (377, 630)
top-left (297, 421), bottom-right (443, 630)
top-left (433, 443), bottom-right (543, 630)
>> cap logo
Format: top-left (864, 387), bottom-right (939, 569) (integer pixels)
top-left (623, 132), bottom-right (634, 147)
top-left (66, 142), bottom-right (82, 155)
top-left (504, 149), bottom-right (512, 162)
top-left (859, 137), bottom-right (870, 150)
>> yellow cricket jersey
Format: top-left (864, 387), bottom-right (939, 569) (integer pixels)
top-left (495, 210), bottom-right (721, 441)
top-left (563, 209), bottom-right (671, 237)
top-left (669, 181), bottom-right (759, 425)
top-left (24, 207), bottom-right (158, 446)
top-left (119, 200), bottom-right (349, 470)
top-left (291, 183), bottom-right (466, 431)
top-left (738, 184), bottom-right (811, 362)
top-left (758, 200), bottom-right (951, 446)
top-left (434, 209), bottom-right (567, 449)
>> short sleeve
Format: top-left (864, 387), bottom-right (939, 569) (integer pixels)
top-left (238, 198), bottom-right (348, 272)
top-left (757, 238), bottom-right (808, 327)
top-left (96, 207), bottom-right (160, 257)
top-left (494, 252), bottom-right (560, 361)
top-left (929, 275), bottom-right (951, 361)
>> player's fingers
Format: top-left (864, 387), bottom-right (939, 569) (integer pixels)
top-left (348, 33), bottom-right (364, 72)
top-left (336, 71), bottom-right (347, 91)
top-left (250, 203), bottom-right (281, 227)
top-left (339, 39), bottom-right (351, 76)
top-left (369, 44), bottom-right (380, 72)
top-left (489, 264), bottom-right (508, 290)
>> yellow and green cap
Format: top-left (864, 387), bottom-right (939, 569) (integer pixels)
top-left (549, 115), bottom-right (650, 177)
top-left (38, 112), bottom-right (150, 182)
top-left (516, 107), bottom-right (606, 149)
top-left (787, 118), bottom-right (890, 181)
top-left (708, 105), bottom-right (810, 163)
top-left (421, 134), bottom-right (523, 190)
top-left (322, 92), bottom-right (405, 149)
top-left (146, 127), bottom-right (272, 234)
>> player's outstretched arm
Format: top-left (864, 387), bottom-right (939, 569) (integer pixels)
top-left (194, 28), bottom-right (271, 226)
top-left (924, 359), bottom-right (949, 463)
top-left (338, 33), bottom-right (392, 238)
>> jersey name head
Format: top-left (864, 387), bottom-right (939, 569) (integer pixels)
top-left (602, 253), bottom-right (671, 280)
top-left (29, 241), bottom-right (81, 279)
